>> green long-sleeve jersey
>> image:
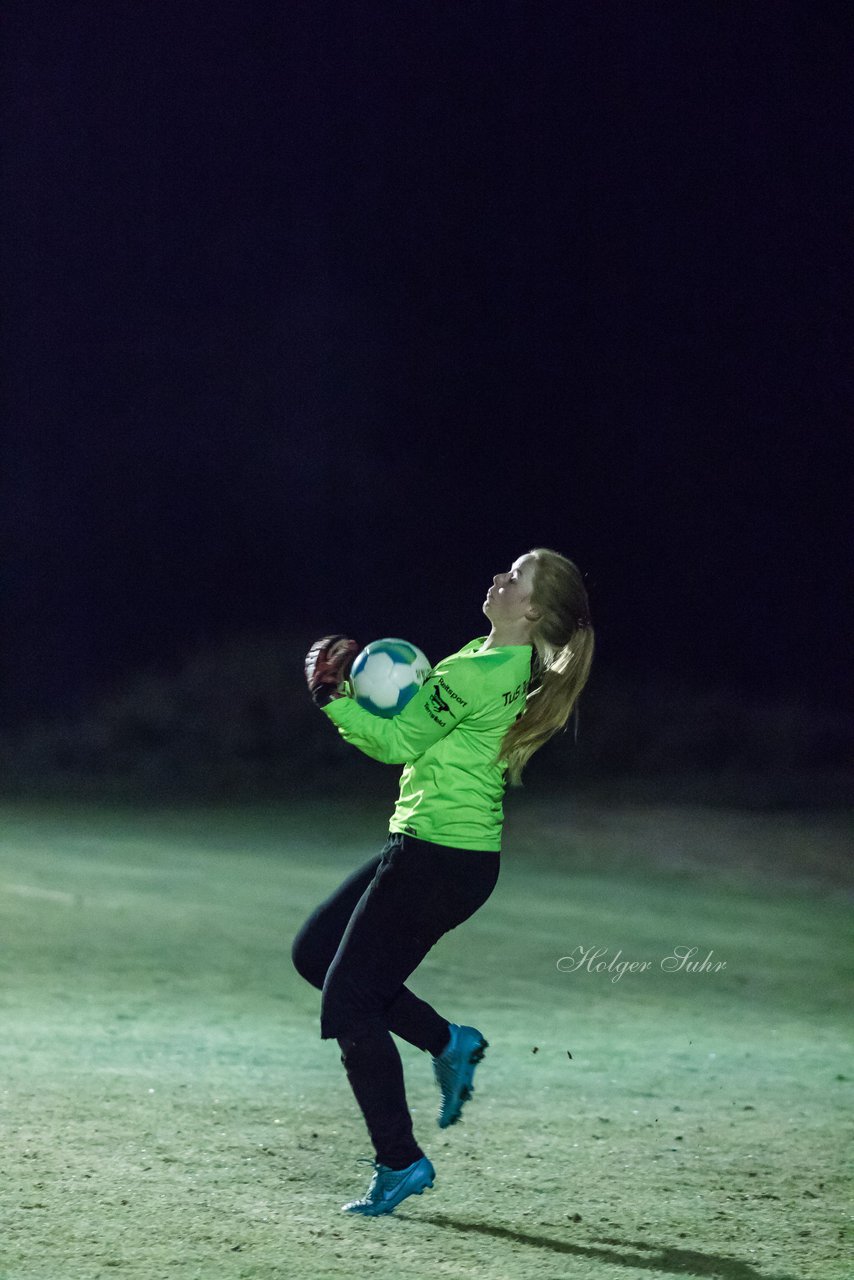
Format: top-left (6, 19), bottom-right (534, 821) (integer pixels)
top-left (322, 637), bottom-right (534, 851)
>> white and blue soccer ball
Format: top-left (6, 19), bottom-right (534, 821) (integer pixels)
top-left (350, 638), bottom-right (432, 718)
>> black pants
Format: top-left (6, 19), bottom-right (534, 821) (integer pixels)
top-left (291, 831), bottom-right (500, 1169)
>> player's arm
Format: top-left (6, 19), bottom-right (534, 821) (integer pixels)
top-left (322, 660), bottom-right (476, 764)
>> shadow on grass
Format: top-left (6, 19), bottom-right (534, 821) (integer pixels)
top-left (409, 1216), bottom-right (804, 1280)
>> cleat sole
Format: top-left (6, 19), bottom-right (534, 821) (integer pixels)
top-left (434, 1027), bottom-right (489, 1128)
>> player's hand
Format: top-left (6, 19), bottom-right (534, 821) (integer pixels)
top-left (304, 635), bottom-right (360, 707)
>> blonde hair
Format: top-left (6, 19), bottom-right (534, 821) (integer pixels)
top-left (496, 547), bottom-right (594, 786)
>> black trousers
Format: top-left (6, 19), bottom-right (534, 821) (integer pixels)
top-left (291, 831), bottom-right (500, 1169)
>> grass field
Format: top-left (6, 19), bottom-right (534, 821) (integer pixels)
top-left (0, 794), bottom-right (851, 1280)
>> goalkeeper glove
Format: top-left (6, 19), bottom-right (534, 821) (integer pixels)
top-left (304, 634), bottom-right (360, 708)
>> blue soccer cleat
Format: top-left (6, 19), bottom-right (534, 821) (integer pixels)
top-left (432, 1023), bottom-right (489, 1128)
top-left (341, 1156), bottom-right (435, 1216)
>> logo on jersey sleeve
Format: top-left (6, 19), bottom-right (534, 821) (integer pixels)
top-left (422, 674), bottom-right (467, 727)
top-left (429, 687), bottom-right (451, 716)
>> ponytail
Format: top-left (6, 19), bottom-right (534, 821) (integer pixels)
top-left (495, 549), bottom-right (594, 787)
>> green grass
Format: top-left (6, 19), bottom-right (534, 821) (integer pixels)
top-left (0, 796), bottom-right (850, 1280)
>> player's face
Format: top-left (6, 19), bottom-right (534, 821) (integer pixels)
top-left (483, 553), bottom-right (539, 622)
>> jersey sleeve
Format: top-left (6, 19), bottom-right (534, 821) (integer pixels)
top-left (321, 652), bottom-right (479, 765)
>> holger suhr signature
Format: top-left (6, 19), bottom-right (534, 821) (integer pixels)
top-left (556, 945), bottom-right (727, 982)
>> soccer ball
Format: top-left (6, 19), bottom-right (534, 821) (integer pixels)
top-left (350, 638), bottom-right (432, 718)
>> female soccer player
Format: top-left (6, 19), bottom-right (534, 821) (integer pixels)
top-left (293, 547), bottom-right (593, 1216)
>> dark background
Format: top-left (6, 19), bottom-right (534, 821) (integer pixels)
top-left (3, 0), bottom-right (852, 729)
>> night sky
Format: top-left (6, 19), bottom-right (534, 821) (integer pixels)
top-left (3, 1), bottom-right (851, 725)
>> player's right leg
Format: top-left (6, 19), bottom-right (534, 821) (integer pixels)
top-left (290, 853), bottom-right (381, 990)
